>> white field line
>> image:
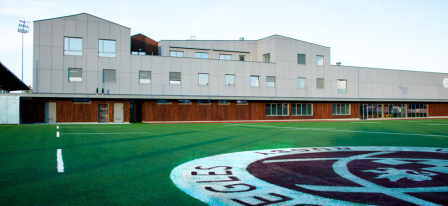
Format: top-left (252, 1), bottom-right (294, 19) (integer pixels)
top-left (57, 149), bottom-right (64, 173)
top-left (56, 132), bottom-right (59, 137)
top-left (59, 126), bottom-right (122, 128)
top-left (62, 132), bottom-right (148, 135)
top-left (56, 126), bottom-right (59, 129)
top-left (350, 122), bottom-right (381, 123)
top-left (228, 125), bottom-right (448, 138)
top-left (426, 124), bottom-right (448, 126)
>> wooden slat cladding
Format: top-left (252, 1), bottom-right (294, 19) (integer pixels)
top-left (142, 101), bottom-right (360, 121)
top-left (429, 103), bottom-right (448, 116)
top-left (131, 34), bottom-right (158, 55)
top-left (29, 99), bottom-right (130, 123)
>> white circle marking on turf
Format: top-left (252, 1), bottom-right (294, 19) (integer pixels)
top-left (171, 146), bottom-right (448, 206)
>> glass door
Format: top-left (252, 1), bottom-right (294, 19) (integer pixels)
top-left (98, 103), bottom-right (109, 123)
top-left (360, 104), bottom-right (368, 120)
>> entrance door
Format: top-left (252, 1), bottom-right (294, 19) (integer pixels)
top-left (98, 103), bottom-right (109, 123)
top-left (45, 102), bottom-right (57, 123)
top-left (360, 104), bottom-right (368, 120)
top-left (114, 103), bottom-right (123, 123)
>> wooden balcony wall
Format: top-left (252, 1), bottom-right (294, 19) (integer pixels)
top-left (142, 101), bottom-right (360, 121)
top-left (131, 34), bottom-right (158, 56)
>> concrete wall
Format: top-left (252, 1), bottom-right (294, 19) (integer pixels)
top-left (32, 14), bottom-right (448, 100)
top-left (0, 96), bottom-right (20, 124)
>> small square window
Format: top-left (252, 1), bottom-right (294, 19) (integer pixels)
top-left (250, 76), bottom-right (260, 87)
top-left (225, 74), bottom-right (235, 86)
top-left (198, 73), bottom-right (209, 86)
top-left (103, 69), bottom-right (116, 83)
top-left (198, 100), bottom-right (211, 104)
top-left (263, 53), bottom-right (270, 63)
top-left (64, 37), bottom-right (82, 56)
top-left (217, 100), bottom-right (230, 105)
top-left (316, 55), bottom-right (324, 66)
top-left (316, 78), bottom-right (325, 89)
top-left (68, 68), bottom-right (82, 82)
top-left (170, 51), bottom-right (183, 57)
top-left (266, 76), bottom-right (275, 88)
top-left (139, 71), bottom-right (151, 84)
top-left (236, 100), bottom-right (248, 105)
top-left (298, 78), bottom-right (306, 88)
top-left (195, 52), bottom-right (208, 59)
top-left (99, 40), bottom-right (116, 57)
top-left (178, 100), bottom-right (191, 104)
top-left (298, 54), bottom-right (306, 64)
top-left (337, 79), bottom-right (347, 93)
top-left (219, 54), bottom-right (232, 60)
top-left (169, 72), bottom-right (181, 85)
top-left (239, 55), bottom-right (245, 61)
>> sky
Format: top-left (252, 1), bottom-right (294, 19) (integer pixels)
top-left (1, 0), bottom-right (447, 88)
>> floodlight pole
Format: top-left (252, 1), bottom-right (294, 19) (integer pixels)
top-left (18, 20), bottom-right (29, 93)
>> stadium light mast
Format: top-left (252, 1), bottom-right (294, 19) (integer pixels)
top-left (18, 20), bottom-right (29, 93)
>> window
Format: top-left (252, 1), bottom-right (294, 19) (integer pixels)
top-left (195, 52), bottom-right (208, 59)
top-left (217, 100), bottom-right (230, 105)
top-left (98, 40), bottom-right (116, 57)
top-left (64, 37), bottom-right (82, 56)
top-left (198, 73), bottom-right (209, 86)
top-left (169, 72), bottom-right (181, 85)
top-left (291, 103), bottom-right (313, 116)
top-left (316, 78), bottom-right (325, 89)
top-left (298, 78), bottom-right (306, 89)
top-left (139, 71), bottom-right (151, 84)
top-left (239, 55), bottom-right (245, 61)
top-left (178, 100), bottom-right (191, 104)
top-left (68, 68), bottom-right (82, 82)
top-left (236, 100), bottom-right (248, 105)
top-left (332, 104), bottom-right (350, 115)
top-left (219, 54), bottom-right (232, 60)
top-left (266, 76), bottom-right (275, 88)
top-left (250, 76), bottom-right (260, 87)
top-left (298, 54), bottom-right (306, 65)
top-left (198, 100), bottom-right (211, 104)
top-left (316, 55), bottom-right (324, 66)
top-left (337, 79), bottom-right (347, 93)
top-left (131, 51), bottom-right (146, 55)
top-left (72, 99), bottom-right (90, 104)
top-left (408, 104), bottom-right (428, 118)
top-left (157, 100), bottom-right (171, 104)
top-left (103, 69), bottom-right (116, 83)
top-left (263, 53), bottom-right (270, 63)
top-left (170, 51), bottom-right (183, 57)
top-left (225, 74), bottom-right (235, 86)
top-left (266, 103), bottom-right (289, 116)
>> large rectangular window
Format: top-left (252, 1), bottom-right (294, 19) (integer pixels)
top-left (198, 73), bottom-right (209, 85)
top-left (298, 54), bottom-right (306, 65)
top-left (225, 74), bottom-right (235, 86)
top-left (316, 55), bottom-right (324, 66)
top-left (250, 76), bottom-right (260, 87)
top-left (291, 103), bottom-right (313, 116)
top-left (219, 54), bottom-right (232, 60)
top-left (139, 71), bottom-right (151, 84)
top-left (170, 51), bottom-right (183, 57)
top-left (103, 69), bottom-right (116, 83)
top-left (266, 103), bottom-right (289, 116)
top-left (266, 76), bottom-right (275, 88)
top-left (384, 104), bottom-right (406, 118)
top-left (317, 78), bottom-right (325, 89)
top-left (64, 37), bottom-right (82, 56)
top-left (298, 78), bottom-right (306, 88)
top-left (195, 52), bottom-right (208, 59)
top-left (98, 40), bottom-right (116, 57)
top-left (169, 72), bottom-right (181, 84)
top-left (332, 103), bottom-right (350, 115)
top-left (337, 79), bottom-right (347, 93)
top-left (263, 53), bottom-right (270, 63)
top-left (68, 68), bottom-right (82, 82)
top-left (407, 104), bottom-right (428, 118)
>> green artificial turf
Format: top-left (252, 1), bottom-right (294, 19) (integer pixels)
top-left (0, 119), bottom-right (447, 205)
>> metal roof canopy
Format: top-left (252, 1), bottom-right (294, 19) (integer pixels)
top-left (0, 62), bottom-right (30, 91)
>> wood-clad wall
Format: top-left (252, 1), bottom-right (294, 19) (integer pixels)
top-left (26, 98), bottom-right (130, 123)
top-left (429, 103), bottom-right (448, 116)
top-left (130, 34), bottom-right (158, 55)
top-left (142, 101), bottom-right (360, 121)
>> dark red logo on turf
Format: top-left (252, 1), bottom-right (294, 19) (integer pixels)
top-left (171, 147), bottom-right (448, 205)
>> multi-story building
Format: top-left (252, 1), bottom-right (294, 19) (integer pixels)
top-left (19, 13), bottom-right (448, 123)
